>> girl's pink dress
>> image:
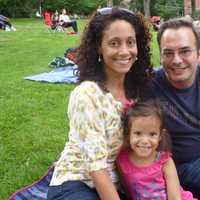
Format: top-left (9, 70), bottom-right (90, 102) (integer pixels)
top-left (116, 149), bottom-right (197, 200)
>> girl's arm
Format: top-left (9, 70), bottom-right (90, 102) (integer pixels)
top-left (163, 157), bottom-right (181, 200)
top-left (90, 169), bottom-right (121, 200)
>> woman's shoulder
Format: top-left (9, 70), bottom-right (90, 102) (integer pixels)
top-left (70, 81), bottom-right (103, 100)
top-left (73, 81), bottom-right (101, 93)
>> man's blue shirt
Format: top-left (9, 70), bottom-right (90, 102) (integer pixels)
top-left (151, 66), bottom-right (200, 164)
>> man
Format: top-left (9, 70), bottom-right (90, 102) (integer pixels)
top-left (151, 18), bottom-right (200, 198)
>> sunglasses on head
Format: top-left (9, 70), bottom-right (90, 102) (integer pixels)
top-left (97, 7), bottom-right (134, 16)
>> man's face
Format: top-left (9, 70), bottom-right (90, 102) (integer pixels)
top-left (160, 27), bottom-right (200, 89)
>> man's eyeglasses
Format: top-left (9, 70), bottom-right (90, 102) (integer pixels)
top-left (97, 7), bottom-right (134, 16)
top-left (161, 48), bottom-right (196, 61)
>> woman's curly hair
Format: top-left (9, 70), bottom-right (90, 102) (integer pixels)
top-left (76, 8), bottom-right (153, 99)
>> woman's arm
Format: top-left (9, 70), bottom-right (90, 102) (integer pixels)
top-left (69, 82), bottom-right (121, 200)
top-left (163, 157), bottom-right (181, 200)
top-left (90, 169), bottom-right (121, 200)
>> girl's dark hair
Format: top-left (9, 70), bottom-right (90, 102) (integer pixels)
top-left (76, 7), bottom-right (153, 99)
top-left (123, 99), bottom-right (171, 152)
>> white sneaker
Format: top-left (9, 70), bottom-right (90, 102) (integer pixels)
top-left (11, 26), bottom-right (16, 31)
top-left (5, 25), bottom-right (11, 31)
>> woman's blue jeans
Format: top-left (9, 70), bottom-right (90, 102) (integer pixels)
top-left (47, 181), bottom-right (127, 200)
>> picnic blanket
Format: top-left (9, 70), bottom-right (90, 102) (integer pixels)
top-left (24, 48), bottom-right (78, 84)
top-left (24, 65), bottom-right (78, 84)
top-left (8, 166), bottom-right (54, 200)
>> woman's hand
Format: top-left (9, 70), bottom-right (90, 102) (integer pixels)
top-left (90, 169), bottom-right (121, 200)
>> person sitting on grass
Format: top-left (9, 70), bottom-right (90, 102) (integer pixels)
top-left (59, 9), bottom-right (78, 33)
top-left (51, 10), bottom-right (59, 30)
top-left (0, 14), bottom-right (16, 31)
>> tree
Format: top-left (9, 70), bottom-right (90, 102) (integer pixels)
top-left (143, 0), bottom-right (151, 17)
top-left (107, 0), bottom-right (113, 7)
top-left (119, 0), bottom-right (131, 9)
top-left (151, 0), bottom-right (183, 19)
top-left (191, 0), bottom-right (196, 18)
top-left (0, 0), bottom-right (106, 17)
top-left (0, 0), bottom-right (38, 17)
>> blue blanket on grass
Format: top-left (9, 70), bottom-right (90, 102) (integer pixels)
top-left (24, 65), bottom-right (78, 84)
top-left (8, 166), bottom-right (54, 200)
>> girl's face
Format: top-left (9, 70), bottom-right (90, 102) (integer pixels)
top-left (99, 19), bottom-right (138, 78)
top-left (129, 115), bottom-right (162, 163)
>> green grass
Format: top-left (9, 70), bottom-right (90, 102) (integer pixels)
top-left (0, 18), bottom-right (84, 200)
top-left (151, 31), bottom-right (160, 67)
top-left (0, 18), bottom-right (160, 200)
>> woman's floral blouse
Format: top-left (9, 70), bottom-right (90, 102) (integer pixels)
top-left (50, 81), bottom-right (124, 187)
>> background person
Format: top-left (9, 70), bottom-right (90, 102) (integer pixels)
top-left (0, 14), bottom-right (16, 31)
top-left (117, 99), bottom-right (196, 200)
top-left (43, 10), bottom-right (52, 27)
top-left (51, 10), bottom-right (59, 30)
top-left (150, 18), bottom-right (200, 199)
top-left (47, 7), bottom-right (152, 200)
top-left (59, 9), bottom-right (78, 33)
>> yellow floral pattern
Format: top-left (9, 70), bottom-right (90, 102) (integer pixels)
top-left (50, 81), bottom-right (124, 187)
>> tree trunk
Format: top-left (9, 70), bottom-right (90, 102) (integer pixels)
top-left (107, 0), bottom-right (113, 7)
top-left (191, 0), bottom-right (196, 19)
top-left (143, 0), bottom-right (151, 17)
top-left (120, 0), bottom-right (132, 9)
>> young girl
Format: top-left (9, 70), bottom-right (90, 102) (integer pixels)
top-left (116, 99), bottom-right (197, 200)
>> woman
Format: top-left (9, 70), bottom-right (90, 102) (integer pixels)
top-left (47, 7), bottom-right (152, 200)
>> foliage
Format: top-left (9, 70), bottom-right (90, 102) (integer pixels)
top-left (134, 0), bottom-right (144, 13)
top-left (117, 0), bottom-right (183, 19)
top-left (0, 0), bottom-right (40, 17)
top-left (195, 10), bottom-right (200, 20)
top-left (0, 0), bottom-right (184, 18)
top-left (0, 0), bottom-right (106, 17)
top-left (151, 0), bottom-right (183, 19)
top-left (73, 0), bottom-right (106, 15)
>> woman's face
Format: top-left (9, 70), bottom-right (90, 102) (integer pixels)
top-left (99, 19), bottom-right (138, 78)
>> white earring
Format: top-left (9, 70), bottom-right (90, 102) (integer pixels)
top-left (98, 55), bottom-right (101, 62)
top-left (135, 57), bottom-right (138, 61)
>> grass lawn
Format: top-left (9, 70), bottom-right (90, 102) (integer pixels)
top-left (0, 18), bottom-right (160, 200)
